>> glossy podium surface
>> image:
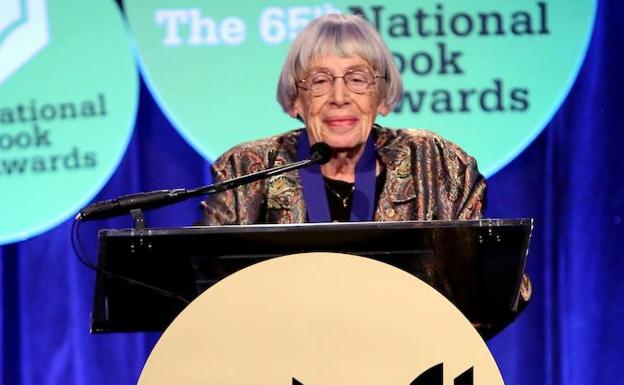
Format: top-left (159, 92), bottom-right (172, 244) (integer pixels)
top-left (91, 219), bottom-right (532, 333)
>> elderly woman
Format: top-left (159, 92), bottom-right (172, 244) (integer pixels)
top-left (199, 14), bottom-right (530, 337)
top-left (200, 13), bottom-right (486, 224)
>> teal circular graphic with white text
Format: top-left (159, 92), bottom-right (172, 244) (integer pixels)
top-left (125, 0), bottom-right (595, 176)
top-left (0, 0), bottom-right (138, 244)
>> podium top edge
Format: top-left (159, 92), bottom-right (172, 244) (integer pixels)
top-left (99, 218), bottom-right (534, 237)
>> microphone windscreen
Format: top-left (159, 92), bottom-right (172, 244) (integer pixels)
top-left (310, 142), bottom-right (332, 165)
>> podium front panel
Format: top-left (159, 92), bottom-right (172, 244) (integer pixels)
top-left (91, 219), bottom-right (532, 333)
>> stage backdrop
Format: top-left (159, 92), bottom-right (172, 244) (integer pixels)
top-left (1, 1), bottom-right (623, 385)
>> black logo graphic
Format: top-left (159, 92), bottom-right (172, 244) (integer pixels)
top-left (293, 363), bottom-right (474, 385)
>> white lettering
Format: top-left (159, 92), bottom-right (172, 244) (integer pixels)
top-left (155, 9), bottom-right (247, 46)
top-left (188, 9), bottom-right (218, 45)
top-left (259, 7), bottom-right (286, 45)
top-left (220, 17), bottom-right (246, 45)
top-left (155, 9), bottom-right (189, 46)
top-left (287, 7), bottom-right (311, 40)
top-left (155, 5), bottom-right (341, 47)
top-left (259, 4), bottom-right (341, 45)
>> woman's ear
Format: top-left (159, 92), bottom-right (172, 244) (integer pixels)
top-left (377, 103), bottom-right (390, 116)
top-left (289, 98), bottom-right (304, 120)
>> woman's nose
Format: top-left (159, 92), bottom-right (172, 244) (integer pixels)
top-left (328, 76), bottom-right (350, 105)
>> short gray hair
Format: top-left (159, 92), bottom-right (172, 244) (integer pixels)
top-left (276, 13), bottom-right (403, 113)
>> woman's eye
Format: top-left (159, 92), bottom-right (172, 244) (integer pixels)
top-left (348, 73), bottom-right (368, 83)
top-left (310, 75), bottom-right (330, 85)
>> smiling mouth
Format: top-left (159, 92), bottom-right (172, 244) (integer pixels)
top-left (324, 117), bottom-right (359, 128)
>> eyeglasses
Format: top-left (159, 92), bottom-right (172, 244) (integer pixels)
top-left (296, 67), bottom-right (385, 97)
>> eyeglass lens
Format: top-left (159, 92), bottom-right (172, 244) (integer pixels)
top-left (306, 70), bottom-right (374, 96)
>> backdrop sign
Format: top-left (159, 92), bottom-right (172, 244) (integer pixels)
top-left (125, 0), bottom-right (595, 176)
top-left (0, 0), bottom-right (138, 244)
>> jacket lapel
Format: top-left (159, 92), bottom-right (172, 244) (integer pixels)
top-left (266, 131), bottom-right (307, 223)
top-left (375, 127), bottom-right (418, 221)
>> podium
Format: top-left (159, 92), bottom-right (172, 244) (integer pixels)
top-left (91, 219), bottom-right (532, 337)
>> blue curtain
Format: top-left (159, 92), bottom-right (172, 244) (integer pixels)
top-left (486, 1), bottom-right (624, 383)
top-left (2, 1), bottom-right (622, 384)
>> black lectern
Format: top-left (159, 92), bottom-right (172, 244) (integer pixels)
top-left (91, 219), bottom-right (532, 336)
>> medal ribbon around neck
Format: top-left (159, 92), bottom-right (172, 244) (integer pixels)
top-left (297, 129), bottom-right (377, 222)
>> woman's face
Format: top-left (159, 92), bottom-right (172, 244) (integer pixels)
top-left (290, 55), bottom-right (389, 151)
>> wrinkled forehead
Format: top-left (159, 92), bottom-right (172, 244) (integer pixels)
top-left (294, 25), bottom-right (382, 76)
top-left (305, 56), bottom-right (371, 74)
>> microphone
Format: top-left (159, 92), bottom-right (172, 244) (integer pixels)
top-left (76, 189), bottom-right (189, 221)
top-left (309, 142), bottom-right (331, 165)
top-left (77, 142), bottom-right (333, 221)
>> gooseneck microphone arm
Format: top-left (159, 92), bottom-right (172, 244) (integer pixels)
top-left (76, 142), bottom-right (332, 221)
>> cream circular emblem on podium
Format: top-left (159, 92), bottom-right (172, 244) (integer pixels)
top-left (138, 253), bottom-right (504, 385)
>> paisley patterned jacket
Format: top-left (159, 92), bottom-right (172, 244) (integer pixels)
top-left (199, 126), bottom-right (531, 337)
top-left (199, 126), bottom-right (486, 224)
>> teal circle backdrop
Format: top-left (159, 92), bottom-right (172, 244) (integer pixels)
top-left (125, 0), bottom-right (595, 176)
top-left (0, 0), bottom-right (138, 244)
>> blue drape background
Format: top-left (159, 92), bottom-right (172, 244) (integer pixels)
top-left (2, 1), bottom-right (623, 384)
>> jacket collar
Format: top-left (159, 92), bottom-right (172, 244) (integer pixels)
top-left (266, 127), bottom-right (417, 220)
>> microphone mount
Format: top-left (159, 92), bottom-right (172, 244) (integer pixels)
top-left (77, 142), bottom-right (332, 222)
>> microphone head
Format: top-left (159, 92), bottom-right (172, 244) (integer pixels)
top-left (310, 142), bottom-right (332, 165)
